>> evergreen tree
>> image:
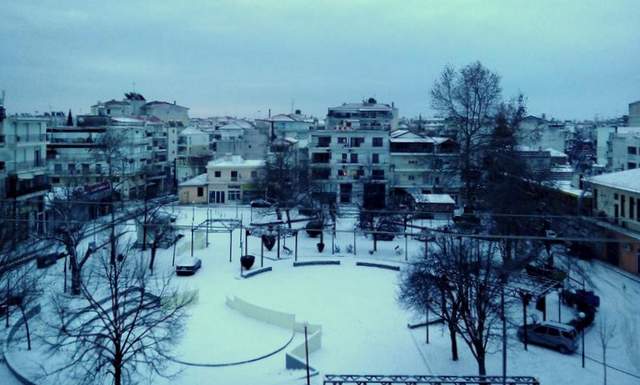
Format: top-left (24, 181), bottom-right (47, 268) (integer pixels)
top-left (66, 109), bottom-right (73, 126)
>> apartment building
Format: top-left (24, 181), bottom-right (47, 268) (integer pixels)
top-left (388, 130), bottom-right (460, 204)
top-left (47, 115), bottom-right (153, 199)
top-left (91, 92), bottom-right (189, 125)
top-left (255, 110), bottom-right (317, 142)
top-left (0, 109), bottom-right (49, 236)
top-left (176, 127), bottom-right (210, 182)
top-left (309, 98), bottom-right (397, 207)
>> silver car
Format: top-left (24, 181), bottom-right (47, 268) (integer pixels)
top-left (517, 321), bottom-right (578, 354)
top-left (175, 256), bottom-right (202, 276)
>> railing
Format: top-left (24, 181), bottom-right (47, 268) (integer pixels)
top-left (6, 182), bottom-right (51, 198)
top-left (6, 159), bottom-right (46, 172)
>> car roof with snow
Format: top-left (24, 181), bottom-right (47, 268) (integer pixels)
top-left (540, 321), bottom-right (575, 331)
top-left (176, 256), bottom-right (201, 266)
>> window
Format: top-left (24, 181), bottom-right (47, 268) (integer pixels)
top-left (0, 161), bottom-right (4, 171)
top-left (350, 153), bottom-right (358, 163)
top-left (54, 164), bottom-right (62, 173)
top-left (197, 187), bottom-right (204, 197)
top-left (337, 137), bottom-right (347, 144)
top-left (230, 171), bottom-right (238, 181)
top-left (350, 137), bottom-right (364, 147)
top-left (214, 171), bottom-right (221, 178)
top-left (628, 146), bottom-right (637, 155)
top-left (547, 328), bottom-right (560, 337)
top-left (337, 169), bottom-right (345, 177)
top-left (228, 190), bottom-right (241, 201)
top-left (372, 153), bottom-right (379, 164)
top-left (52, 177), bottom-right (60, 183)
top-left (630, 197), bottom-right (635, 220)
top-left (68, 163), bottom-right (76, 174)
top-left (621, 195), bottom-right (626, 217)
top-left (357, 168), bottom-right (365, 177)
top-left (593, 188), bottom-right (598, 210)
top-left (341, 153), bottom-right (348, 163)
top-left (96, 164), bottom-right (102, 174)
top-left (372, 137), bottom-right (383, 147)
top-left (628, 162), bottom-right (637, 169)
top-left (251, 171), bottom-right (257, 178)
top-left (371, 169), bottom-right (384, 179)
top-left (408, 175), bottom-right (415, 181)
top-left (82, 164), bottom-right (90, 174)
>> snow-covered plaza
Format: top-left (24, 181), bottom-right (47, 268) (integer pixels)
top-left (2, 205), bottom-right (639, 385)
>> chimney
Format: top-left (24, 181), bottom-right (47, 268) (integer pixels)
top-left (173, 100), bottom-right (176, 105)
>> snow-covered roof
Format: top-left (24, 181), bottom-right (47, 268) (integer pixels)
top-left (588, 168), bottom-right (640, 194)
top-left (110, 117), bottom-right (144, 124)
top-left (179, 174), bottom-right (208, 187)
top-left (208, 155), bottom-right (264, 168)
top-left (329, 102), bottom-right (394, 112)
top-left (412, 193), bottom-right (455, 205)
top-left (390, 130), bottom-right (454, 144)
top-left (180, 127), bottom-right (207, 136)
top-left (143, 100), bottom-right (189, 110)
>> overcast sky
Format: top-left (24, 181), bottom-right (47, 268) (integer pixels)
top-left (1, 0), bottom-right (638, 120)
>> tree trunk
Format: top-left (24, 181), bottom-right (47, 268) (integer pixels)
top-left (18, 305), bottom-right (31, 350)
top-left (149, 243), bottom-right (157, 272)
top-left (114, 356), bottom-right (122, 385)
top-left (448, 323), bottom-right (459, 361)
top-left (70, 257), bottom-right (81, 295)
top-left (285, 209), bottom-right (292, 229)
top-left (477, 347), bottom-right (487, 376)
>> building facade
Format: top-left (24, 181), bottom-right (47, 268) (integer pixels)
top-left (388, 130), bottom-right (460, 204)
top-left (0, 113), bottom-right (49, 237)
top-left (589, 168), bottom-right (640, 274)
top-left (309, 98), bottom-right (398, 207)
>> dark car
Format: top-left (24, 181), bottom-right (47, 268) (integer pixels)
top-left (36, 252), bottom-right (64, 269)
top-left (561, 289), bottom-right (600, 310)
top-left (175, 257), bottom-right (202, 276)
top-left (517, 321), bottom-right (579, 354)
top-left (374, 221), bottom-right (397, 241)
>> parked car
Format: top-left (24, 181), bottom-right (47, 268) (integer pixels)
top-left (568, 309), bottom-right (595, 332)
top-left (561, 289), bottom-right (600, 310)
top-left (36, 252), bottom-right (64, 269)
top-left (517, 321), bottom-right (579, 354)
top-left (251, 199), bottom-right (273, 208)
top-left (175, 256), bottom-right (202, 276)
top-left (374, 221), bottom-right (398, 241)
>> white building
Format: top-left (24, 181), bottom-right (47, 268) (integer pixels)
top-left (518, 115), bottom-right (569, 154)
top-left (597, 126), bottom-right (640, 172)
top-left (91, 92), bottom-right (189, 125)
top-left (177, 155), bottom-right (265, 205)
top-left (176, 127), bottom-right (211, 182)
top-left (388, 130), bottom-right (461, 204)
top-left (255, 110), bottom-right (317, 142)
top-left (309, 98), bottom-right (397, 206)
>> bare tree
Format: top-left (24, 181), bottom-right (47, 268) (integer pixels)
top-left (2, 263), bottom-right (41, 350)
top-left (597, 316), bottom-right (617, 385)
top-left (400, 235), bottom-right (510, 375)
top-left (399, 237), bottom-right (463, 361)
top-left (45, 241), bottom-right (195, 385)
top-left (43, 188), bottom-right (108, 295)
top-left (256, 140), bottom-right (310, 227)
top-left (431, 61), bottom-right (502, 208)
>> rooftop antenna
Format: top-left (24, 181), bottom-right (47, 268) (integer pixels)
top-left (290, 99), bottom-right (295, 114)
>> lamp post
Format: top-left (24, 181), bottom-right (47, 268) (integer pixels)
top-left (304, 322), bottom-right (311, 385)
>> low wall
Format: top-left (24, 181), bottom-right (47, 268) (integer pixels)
top-left (356, 262), bottom-right (401, 271)
top-left (4, 305), bottom-right (42, 385)
top-left (242, 267), bottom-right (273, 279)
top-left (293, 260), bottom-right (340, 267)
top-left (225, 296), bottom-right (322, 374)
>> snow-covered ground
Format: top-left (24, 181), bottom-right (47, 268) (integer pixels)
top-left (3, 205), bottom-right (640, 385)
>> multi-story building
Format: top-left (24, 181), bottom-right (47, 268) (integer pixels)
top-left (91, 92), bottom-right (189, 125)
top-left (0, 108), bottom-right (49, 237)
top-left (388, 130), bottom-right (460, 204)
top-left (255, 110), bottom-right (317, 142)
top-left (176, 127), bottom-right (211, 182)
top-left (518, 115), bottom-right (569, 154)
top-left (47, 115), bottom-right (153, 199)
top-left (596, 126), bottom-right (640, 171)
top-left (309, 98), bottom-right (397, 206)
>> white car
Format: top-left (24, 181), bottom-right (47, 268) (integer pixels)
top-left (175, 256), bottom-right (202, 276)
